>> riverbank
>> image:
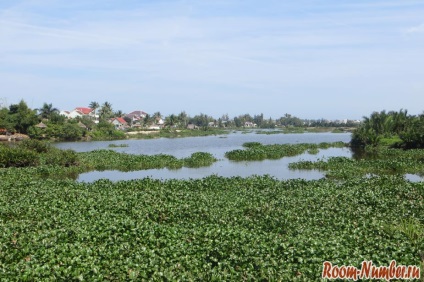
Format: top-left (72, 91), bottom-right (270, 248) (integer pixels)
top-left (0, 133), bottom-right (30, 142)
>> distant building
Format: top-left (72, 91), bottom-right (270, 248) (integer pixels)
top-left (126, 110), bottom-right (147, 120)
top-left (187, 124), bottom-right (198, 130)
top-left (110, 117), bottom-right (128, 130)
top-left (244, 121), bottom-right (257, 127)
top-left (60, 107), bottom-right (99, 123)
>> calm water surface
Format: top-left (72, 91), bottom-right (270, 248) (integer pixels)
top-left (55, 132), bottom-right (353, 182)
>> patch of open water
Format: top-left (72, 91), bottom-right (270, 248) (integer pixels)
top-left (55, 132), bottom-right (353, 182)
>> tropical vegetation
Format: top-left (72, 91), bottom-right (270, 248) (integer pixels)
top-left (0, 99), bottom-right (360, 142)
top-left (351, 109), bottom-right (424, 149)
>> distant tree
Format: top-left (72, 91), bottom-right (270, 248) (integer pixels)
top-left (59, 123), bottom-right (84, 141)
top-left (233, 116), bottom-right (242, 127)
top-left (37, 103), bottom-right (59, 120)
top-left (48, 112), bottom-right (66, 125)
top-left (190, 113), bottom-right (212, 129)
top-left (177, 111), bottom-right (189, 128)
top-left (123, 116), bottom-right (132, 126)
top-left (0, 107), bottom-right (14, 132)
top-left (99, 102), bottom-right (113, 120)
top-left (164, 114), bottom-right (177, 128)
top-left (253, 113), bottom-right (264, 127)
top-left (153, 112), bottom-right (162, 122)
top-left (89, 101), bottom-right (99, 120)
top-left (279, 113), bottom-right (302, 127)
top-left (143, 114), bottom-right (152, 126)
top-left (7, 100), bottom-right (38, 134)
top-left (114, 110), bottom-right (123, 117)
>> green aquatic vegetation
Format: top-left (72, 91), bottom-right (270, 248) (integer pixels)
top-left (289, 148), bottom-right (424, 179)
top-left (0, 140), bottom-right (79, 168)
top-left (128, 129), bottom-right (230, 139)
top-left (225, 142), bottom-right (348, 161)
top-left (242, 141), bottom-right (262, 148)
top-left (183, 152), bottom-right (217, 168)
top-left (0, 146), bottom-right (39, 168)
top-left (108, 143), bottom-right (129, 148)
top-left (331, 128), bottom-right (345, 133)
top-left (0, 174), bottom-right (422, 280)
top-left (382, 218), bottom-right (424, 249)
top-left (18, 139), bottom-right (52, 153)
top-left (307, 147), bottom-right (319, 155)
top-left (255, 130), bottom-right (285, 135)
top-left (77, 150), bottom-right (217, 171)
top-left (2, 139), bottom-right (218, 175)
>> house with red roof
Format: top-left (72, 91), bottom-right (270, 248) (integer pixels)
top-left (110, 117), bottom-right (128, 130)
top-left (60, 107), bottom-right (99, 123)
top-left (74, 107), bottom-right (94, 115)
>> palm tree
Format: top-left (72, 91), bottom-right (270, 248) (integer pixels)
top-left (37, 103), bottom-right (59, 119)
top-left (178, 111), bottom-right (188, 127)
top-left (143, 114), bottom-right (151, 127)
top-left (114, 110), bottom-right (123, 117)
top-left (89, 101), bottom-right (99, 121)
top-left (99, 102), bottom-right (113, 120)
top-left (164, 114), bottom-right (177, 128)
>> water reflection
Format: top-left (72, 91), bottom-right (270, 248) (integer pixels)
top-left (54, 132), bottom-right (354, 182)
top-left (405, 173), bottom-right (424, 182)
top-left (78, 147), bottom-right (353, 182)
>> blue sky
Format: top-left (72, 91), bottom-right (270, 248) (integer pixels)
top-left (1, 0), bottom-right (423, 119)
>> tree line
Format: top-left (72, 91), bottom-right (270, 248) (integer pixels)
top-left (351, 109), bottom-right (424, 149)
top-left (0, 100), bottom-right (125, 141)
top-left (0, 99), bottom-right (360, 141)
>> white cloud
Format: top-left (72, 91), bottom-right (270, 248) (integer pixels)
top-left (406, 23), bottom-right (424, 34)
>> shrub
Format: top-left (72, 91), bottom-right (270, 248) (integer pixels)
top-left (0, 146), bottom-right (39, 167)
top-left (18, 139), bottom-right (52, 153)
top-left (42, 148), bottom-right (79, 167)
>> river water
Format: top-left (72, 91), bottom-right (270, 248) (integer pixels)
top-left (55, 131), bottom-right (353, 182)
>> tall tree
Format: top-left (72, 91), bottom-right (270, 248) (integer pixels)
top-left (99, 102), bottom-right (113, 120)
top-left (164, 114), bottom-right (177, 128)
top-left (89, 101), bottom-right (99, 121)
top-left (7, 100), bottom-right (38, 134)
top-left (178, 111), bottom-right (188, 127)
top-left (114, 110), bottom-right (123, 117)
top-left (37, 103), bottom-right (59, 119)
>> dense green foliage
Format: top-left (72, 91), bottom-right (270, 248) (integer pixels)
top-left (0, 100), bottom-right (38, 134)
top-left (0, 140), bottom-right (78, 168)
top-left (0, 100), bottom-right (128, 141)
top-left (0, 172), bottom-right (422, 280)
top-left (225, 142), bottom-right (347, 161)
top-left (352, 109), bottom-right (424, 148)
top-left (0, 145), bottom-right (39, 168)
